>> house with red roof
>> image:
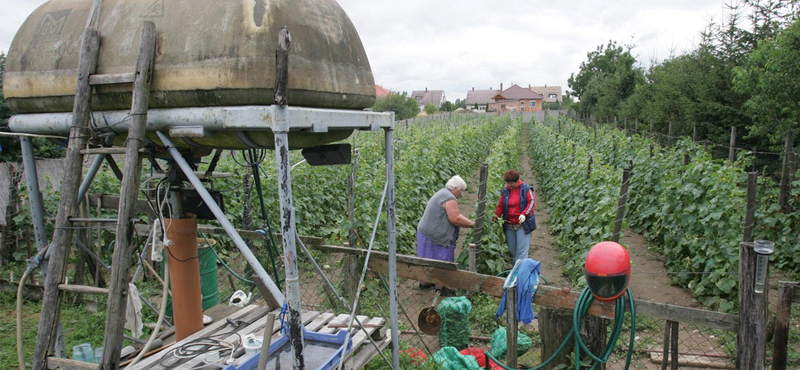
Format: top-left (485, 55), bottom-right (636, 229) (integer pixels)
top-left (375, 85), bottom-right (393, 98)
top-left (488, 84), bottom-right (543, 113)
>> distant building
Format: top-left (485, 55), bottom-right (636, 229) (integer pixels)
top-left (411, 88), bottom-right (446, 111)
top-left (466, 87), bottom-right (496, 112)
top-left (529, 85), bottom-right (562, 103)
top-left (488, 84), bottom-right (543, 113)
top-left (375, 85), bottom-right (393, 98)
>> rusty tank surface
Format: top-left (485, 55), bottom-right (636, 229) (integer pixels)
top-left (3, 0), bottom-right (376, 114)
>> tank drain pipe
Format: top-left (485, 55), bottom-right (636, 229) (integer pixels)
top-left (155, 131), bottom-right (285, 306)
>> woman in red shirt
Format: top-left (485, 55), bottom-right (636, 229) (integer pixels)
top-left (493, 169), bottom-right (536, 264)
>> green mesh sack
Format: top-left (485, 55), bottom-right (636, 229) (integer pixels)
top-left (433, 346), bottom-right (481, 370)
top-left (490, 327), bottom-right (532, 358)
top-left (437, 296), bottom-right (472, 349)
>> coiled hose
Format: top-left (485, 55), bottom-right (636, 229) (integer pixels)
top-left (485, 287), bottom-right (635, 370)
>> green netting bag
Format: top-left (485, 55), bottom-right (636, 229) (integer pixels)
top-left (489, 327), bottom-right (532, 358)
top-left (433, 346), bottom-right (481, 370)
top-left (437, 296), bottom-right (472, 349)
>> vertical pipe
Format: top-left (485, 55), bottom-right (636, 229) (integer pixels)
top-left (20, 137), bottom-right (66, 358)
top-left (156, 131), bottom-right (285, 305)
top-left (385, 127), bottom-right (400, 370)
top-left (272, 126), bottom-right (305, 369)
top-left (165, 215), bottom-right (203, 341)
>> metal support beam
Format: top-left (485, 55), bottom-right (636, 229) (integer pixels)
top-left (156, 131), bottom-right (286, 307)
top-left (271, 109), bottom-right (306, 369)
top-left (21, 137), bottom-right (66, 358)
top-left (385, 127), bottom-right (400, 369)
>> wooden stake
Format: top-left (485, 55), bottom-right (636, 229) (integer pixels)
top-left (743, 173), bottom-right (757, 243)
top-left (779, 130), bottom-right (793, 212)
top-left (32, 28), bottom-right (100, 370)
top-left (729, 126), bottom-right (737, 163)
top-left (612, 168), bottom-right (632, 243)
top-left (100, 21), bottom-right (156, 370)
top-left (772, 282), bottom-right (799, 370)
top-left (471, 163), bottom-right (489, 254)
top-left (506, 286), bottom-right (518, 368)
top-left (737, 241), bottom-right (769, 370)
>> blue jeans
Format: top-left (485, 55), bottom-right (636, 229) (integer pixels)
top-left (505, 227), bottom-right (531, 263)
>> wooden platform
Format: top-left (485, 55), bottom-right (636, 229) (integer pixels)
top-left (124, 305), bottom-right (391, 370)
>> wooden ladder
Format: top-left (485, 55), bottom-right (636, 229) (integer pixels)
top-left (31, 12), bottom-right (157, 370)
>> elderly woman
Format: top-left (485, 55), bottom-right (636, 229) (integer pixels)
top-left (494, 169), bottom-right (536, 264)
top-left (417, 175), bottom-right (476, 263)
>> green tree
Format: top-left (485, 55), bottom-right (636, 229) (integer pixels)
top-left (734, 18), bottom-right (800, 145)
top-left (371, 92), bottom-right (421, 120)
top-left (454, 98), bottom-right (467, 109)
top-left (439, 101), bottom-right (454, 112)
top-left (424, 103), bottom-right (436, 115)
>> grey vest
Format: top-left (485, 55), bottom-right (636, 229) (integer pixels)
top-left (418, 188), bottom-right (457, 246)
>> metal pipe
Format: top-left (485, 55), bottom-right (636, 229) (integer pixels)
top-left (385, 127), bottom-right (400, 369)
top-left (10, 106), bottom-right (393, 135)
top-left (155, 131), bottom-right (286, 307)
top-left (272, 124), bottom-right (305, 370)
top-left (20, 137), bottom-right (66, 358)
top-left (77, 153), bottom-right (106, 202)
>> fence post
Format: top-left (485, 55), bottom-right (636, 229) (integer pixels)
top-left (692, 124), bottom-right (697, 143)
top-left (344, 148), bottom-right (360, 314)
top-left (667, 122), bottom-right (673, 148)
top-left (612, 168), bottom-right (632, 243)
top-left (737, 241), bottom-right (769, 370)
top-left (772, 281), bottom-right (798, 370)
top-left (670, 321), bottom-right (679, 370)
top-left (683, 154), bottom-right (690, 166)
top-left (729, 126), bottom-right (737, 163)
top-left (779, 130), bottom-right (794, 212)
top-left (744, 173), bottom-right (757, 243)
top-left (471, 163), bottom-right (489, 263)
top-left (506, 286), bottom-right (518, 368)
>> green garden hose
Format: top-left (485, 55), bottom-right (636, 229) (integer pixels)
top-left (485, 287), bottom-right (635, 370)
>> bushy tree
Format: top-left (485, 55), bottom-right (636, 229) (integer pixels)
top-left (424, 103), bottom-right (436, 115)
top-left (371, 92), bottom-right (420, 120)
top-left (439, 101), bottom-right (454, 112)
top-left (734, 17), bottom-right (800, 145)
top-left (454, 98), bottom-right (467, 109)
top-left (568, 41), bottom-right (643, 119)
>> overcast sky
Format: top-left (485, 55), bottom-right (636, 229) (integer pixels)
top-left (2, 0), bottom-right (729, 102)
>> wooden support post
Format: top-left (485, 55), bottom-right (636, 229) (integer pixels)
top-left (650, 144), bottom-right (654, 158)
top-left (0, 164), bottom-right (19, 265)
top-left (729, 126), bottom-right (737, 163)
top-left (683, 154), bottom-right (690, 166)
top-left (344, 146), bottom-right (360, 314)
top-left (506, 286), bottom-right (518, 368)
top-left (471, 163), bottom-right (489, 258)
top-left (586, 156), bottom-right (593, 180)
top-left (772, 282), bottom-right (799, 370)
top-left (670, 321), bottom-right (679, 370)
top-left (100, 21), bottom-right (156, 370)
top-left (32, 28), bottom-right (100, 370)
top-left (468, 243), bottom-right (477, 273)
top-left (612, 168), bottom-right (632, 243)
top-left (744, 173), bottom-right (757, 243)
top-left (779, 130), bottom-right (794, 212)
top-left (737, 241), bottom-right (769, 370)
top-left (661, 321), bottom-right (671, 370)
top-left (667, 122), bottom-right (673, 148)
top-left (692, 124), bottom-right (697, 143)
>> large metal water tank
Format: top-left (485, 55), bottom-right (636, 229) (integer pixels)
top-left (3, 0), bottom-right (376, 114)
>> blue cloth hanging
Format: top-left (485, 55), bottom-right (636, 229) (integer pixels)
top-left (495, 258), bottom-right (541, 325)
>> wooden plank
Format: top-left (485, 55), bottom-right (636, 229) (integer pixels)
top-left (206, 310), bottom-right (321, 368)
top-left (86, 194), bottom-right (153, 217)
top-left (33, 28), bottom-right (101, 370)
top-left (320, 244), bottom-right (457, 270)
top-left (343, 317), bottom-right (386, 368)
top-left (368, 258), bottom-right (739, 331)
top-left (127, 305), bottom-right (259, 370)
top-left (772, 281), bottom-right (799, 370)
top-left (46, 357), bottom-right (98, 370)
top-left (319, 314), bottom-right (350, 334)
top-left (58, 284), bottom-right (108, 295)
top-left (347, 330), bottom-right (392, 370)
top-left (649, 352), bottom-right (735, 369)
top-left (88, 72), bottom-right (135, 85)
